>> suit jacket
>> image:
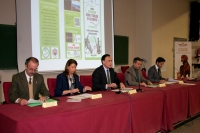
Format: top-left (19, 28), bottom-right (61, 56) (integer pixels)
top-left (125, 66), bottom-right (149, 86)
top-left (9, 71), bottom-right (50, 103)
top-left (148, 65), bottom-right (165, 83)
top-left (92, 65), bottom-right (121, 91)
top-left (54, 73), bottom-right (84, 97)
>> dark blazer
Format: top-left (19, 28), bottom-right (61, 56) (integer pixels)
top-left (54, 73), bottom-right (84, 97)
top-left (92, 65), bottom-right (121, 91)
top-left (125, 66), bottom-right (149, 86)
top-left (9, 71), bottom-right (50, 103)
top-left (148, 65), bottom-right (165, 83)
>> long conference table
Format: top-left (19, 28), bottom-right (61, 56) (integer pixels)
top-left (0, 82), bottom-right (200, 133)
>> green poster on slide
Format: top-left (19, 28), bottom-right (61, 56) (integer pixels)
top-left (64, 0), bottom-right (82, 60)
top-left (83, 0), bottom-right (102, 60)
top-left (39, 0), bottom-right (60, 60)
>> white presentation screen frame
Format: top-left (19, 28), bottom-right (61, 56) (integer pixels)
top-left (16, 0), bottom-right (114, 73)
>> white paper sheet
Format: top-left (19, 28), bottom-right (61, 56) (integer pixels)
top-left (187, 77), bottom-right (195, 80)
top-left (68, 93), bottom-right (93, 100)
top-left (180, 83), bottom-right (195, 85)
top-left (146, 85), bottom-right (158, 88)
top-left (165, 82), bottom-right (177, 84)
top-left (111, 88), bottom-right (133, 92)
top-left (28, 99), bottom-right (42, 104)
top-left (168, 77), bottom-right (179, 82)
top-left (67, 99), bottom-right (82, 102)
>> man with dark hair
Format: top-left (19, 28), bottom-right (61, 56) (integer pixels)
top-left (92, 54), bottom-right (125, 91)
top-left (148, 57), bottom-right (167, 83)
top-left (9, 57), bottom-right (50, 105)
top-left (125, 57), bottom-right (152, 87)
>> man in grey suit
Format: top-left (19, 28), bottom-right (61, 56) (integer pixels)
top-left (9, 57), bottom-right (49, 105)
top-left (148, 57), bottom-right (167, 83)
top-left (125, 57), bottom-right (152, 87)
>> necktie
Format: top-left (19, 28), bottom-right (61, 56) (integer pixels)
top-left (107, 70), bottom-right (111, 90)
top-left (28, 77), bottom-right (33, 99)
top-left (158, 69), bottom-right (160, 75)
top-left (29, 77), bottom-right (32, 84)
top-left (107, 70), bottom-right (111, 84)
top-left (135, 70), bottom-right (139, 82)
top-left (158, 68), bottom-right (162, 79)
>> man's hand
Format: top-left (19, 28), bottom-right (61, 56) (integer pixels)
top-left (120, 82), bottom-right (125, 90)
top-left (140, 82), bottom-right (147, 87)
top-left (72, 88), bottom-right (80, 93)
top-left (107, 83), bottom-right (117, 88)
top-left (159, 80), bottom-right (166, 83)
top-left (18, 98), bottom-right (28, 106)
top-left (148, 81), bottom-right (153, 85)
top-left (84, 86), bottom-right (92, 91)
top-left (39, 96), bottom-right (47, 102)
top-left (111, 83), bottom-right (117, 88)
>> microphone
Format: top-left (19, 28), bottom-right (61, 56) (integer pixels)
top-left (136, 71), bottom-right (143, 92)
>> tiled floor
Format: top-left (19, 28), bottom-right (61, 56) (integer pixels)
top-left (170, 116), bottom-right (200, 133)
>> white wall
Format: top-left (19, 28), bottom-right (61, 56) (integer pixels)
top-left (134, 0), bottom-right (153, 69)
top-left (114, 0), bottom-right (135, 70)
top-left (0, 0), bottom-right (16, 25)
top-left (152, 0), bottom-right (190, 78)
top-left (0, 0), bottom-right (17, 102)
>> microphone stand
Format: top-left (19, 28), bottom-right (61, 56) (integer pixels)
top-left (116, 87), bottom-right (122, 94)
top-left (136, 82), bottom-right (143, 92)
top-left (136, 72), bottom-right (143, 92)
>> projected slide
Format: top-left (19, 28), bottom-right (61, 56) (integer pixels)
top-left (37, 0), bottom-right (103, 62)
top-left (17, 0), bottom-right (113, 72)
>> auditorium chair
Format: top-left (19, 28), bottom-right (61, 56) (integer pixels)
top-left (47, 78), bottom-right (57, 97)
top-left (141, 70), bottom-right (148, 79)
top-left (121, 66), bottom-right (129, 73)
top-left (80, 75), bottom-right (92, 87)
top-left (116, 73), bottom-right (125, 84)
top-left (3, 82), bottom-right (11, 104)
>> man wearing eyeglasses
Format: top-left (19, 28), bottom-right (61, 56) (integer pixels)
top-left (9, 57), bottom-right (50, 105)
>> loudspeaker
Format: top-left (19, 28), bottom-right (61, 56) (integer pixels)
top-left (189, 1), bottom-right (200, 41)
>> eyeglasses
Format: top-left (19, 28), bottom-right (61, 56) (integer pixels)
top-left (27, 68), bottom-right (38, 72)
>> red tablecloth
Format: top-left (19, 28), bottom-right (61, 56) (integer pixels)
top-left (187, 82), bottom-right (200, 117)
top-left (0, 91), bottom-right (131, 133)
top-left (129, 87), bottom-right (170, 133)
top-left (1, 82), bottom-right (200, 133)
top-left (0, 90), bottom-right (166, 133)
top-left (160, 83), bottom-right (189, 124)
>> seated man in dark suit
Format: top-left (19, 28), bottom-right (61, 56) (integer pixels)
top-left (148, 57), bottom-right (167, 83)
top-left (9, 57), bottom-right (50, 105)
top-left (125, 57), bottom-right (152, 87)
top-left (92, 54), bottom-right (125, 91)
